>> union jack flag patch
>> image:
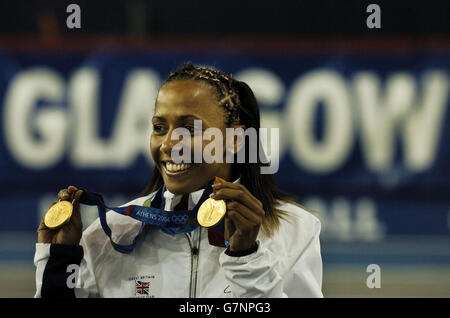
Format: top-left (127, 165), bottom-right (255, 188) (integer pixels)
top-left (135, 280), bottom-right (150, 296)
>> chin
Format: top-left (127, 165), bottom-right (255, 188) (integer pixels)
top-left (165, 185), bottom-right (189, 195)
top-left (163, 179), bottom-right (203, 195)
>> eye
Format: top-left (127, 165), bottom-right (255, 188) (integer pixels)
top-left (152, 124), bottom-right (166, 134)
top-left (184, 125), bottom-right (195, 134)
top-left (184, 125), bottom-right (203, 136)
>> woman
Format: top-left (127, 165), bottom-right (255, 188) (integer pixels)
top-left (34, 63), bottom-right (323, 297)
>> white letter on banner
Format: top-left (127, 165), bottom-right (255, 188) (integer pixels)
top-left (109, 69), bottom-right (160, 167)
top-left (3, 68), bottom-right (67, 168)
top-left (286, 70), bottom-right (353, 173)
top-left (70, 68), bottom-right (112, 167)
top-left (354, 71), bottom-right (448, 173)
top-left (354, 72), bottom-right (412, 173)
top-left (402, 71), bottom-right (448, 171)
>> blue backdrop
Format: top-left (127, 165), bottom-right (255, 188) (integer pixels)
top-left (0, 50), bottom-right (449, 245)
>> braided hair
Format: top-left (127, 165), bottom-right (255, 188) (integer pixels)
top-left (164, 62), bottom-right (241, 125)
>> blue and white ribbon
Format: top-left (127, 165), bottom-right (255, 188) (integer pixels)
top-left (80, 179), bottom-right (215, 254)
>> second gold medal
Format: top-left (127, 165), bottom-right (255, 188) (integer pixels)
top-left (197, 198), bottom-right (227, 228)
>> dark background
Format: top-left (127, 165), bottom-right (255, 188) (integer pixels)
top-left (0, 0), bottom-right (448, 36)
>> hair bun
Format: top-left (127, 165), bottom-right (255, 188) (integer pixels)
top-left (176, 62), bottom-right (196, 72)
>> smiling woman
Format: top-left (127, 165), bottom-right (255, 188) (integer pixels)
top-left (34, 62), bottom-right (323, 298)
top-left (150, 79), bottom-right (232, 195)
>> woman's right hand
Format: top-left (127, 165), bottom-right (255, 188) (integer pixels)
top-left (37, 186), bottom-right (84, 245)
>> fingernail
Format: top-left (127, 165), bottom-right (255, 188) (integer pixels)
top-left (209, 193), bottom-right (216, 198)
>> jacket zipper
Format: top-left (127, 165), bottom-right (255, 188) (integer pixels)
top-left (185, 229), bottom-right (201, 298)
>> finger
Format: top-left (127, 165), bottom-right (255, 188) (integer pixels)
top-left (227, 209), bottom-right (254, 231)
top-left (227, 200), bottom-right (263, 225)
top-left (67, 186), bottom-right (79, 202)
top-left (212, 188), bottom-right (263, 213)
top-left (224, 214), bottom-right (235, 239)
top-left (67, 186), bottom-right (79, 195)
top-left (58, 189), bottom-right (71, 201)
top-left (58, 186), bottom-right (80, 202)
top-left (73, 189), bottom-right (84, 204)
top-left (212, 182), bottom-right (263, 208)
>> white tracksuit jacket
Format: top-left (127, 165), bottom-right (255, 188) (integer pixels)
top-left (34, 187), bottom-right (323, 298)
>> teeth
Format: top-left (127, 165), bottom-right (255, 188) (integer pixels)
top-left (165, 162), bottom-right (192, 172)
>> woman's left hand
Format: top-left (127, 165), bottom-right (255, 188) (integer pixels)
top-left (210, 182), bottom-right (264, 252)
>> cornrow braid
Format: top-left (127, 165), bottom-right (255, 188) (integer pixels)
top-left (164, 62), bottom-right (241, 125)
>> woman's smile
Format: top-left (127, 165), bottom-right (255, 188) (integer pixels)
top-left (162, 160), bottom-right (196, 178)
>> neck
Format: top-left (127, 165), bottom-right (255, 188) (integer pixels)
top-left (174, 194), bottom-right (189, 211)
top-left (216, 163), bottom-right (234, 182)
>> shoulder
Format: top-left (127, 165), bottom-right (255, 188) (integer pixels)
top-left (276, 200), bottom-right (321, 235)
top-left (256, 200), bottom-right (321, 273)
top-left (261, 200), bottom-right (321, 253)
top-left (81, 192), bottom-right (157, 249)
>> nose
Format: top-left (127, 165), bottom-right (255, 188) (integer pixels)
top-left (160, 127), bottom-right (188, 156)
top-left (160, 132), bottom-right (176, 155)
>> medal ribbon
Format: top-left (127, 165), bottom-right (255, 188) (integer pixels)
top-left (80, 179), bottom-right (226, 254)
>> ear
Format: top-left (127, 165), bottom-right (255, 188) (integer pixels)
top-left (226, 124), bottom-right (246, 155)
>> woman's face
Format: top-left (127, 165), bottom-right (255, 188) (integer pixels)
top-left (151, 80), bottom-right (232, 194)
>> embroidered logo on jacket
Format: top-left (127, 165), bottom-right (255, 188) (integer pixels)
top-left (135, 280), bottom-right (150, 296)
top-left (129, 275), bottom-right (155, 298)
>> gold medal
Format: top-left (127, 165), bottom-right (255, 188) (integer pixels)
top-left (197, 198), bottom-right (227, 228)
top-left (44, 200), bottom-right (74, 229)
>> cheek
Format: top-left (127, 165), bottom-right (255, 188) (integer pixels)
top-left (201, 129), bottom-right (229, 158)
top-left (150, 135), bottom-right (159, 161)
